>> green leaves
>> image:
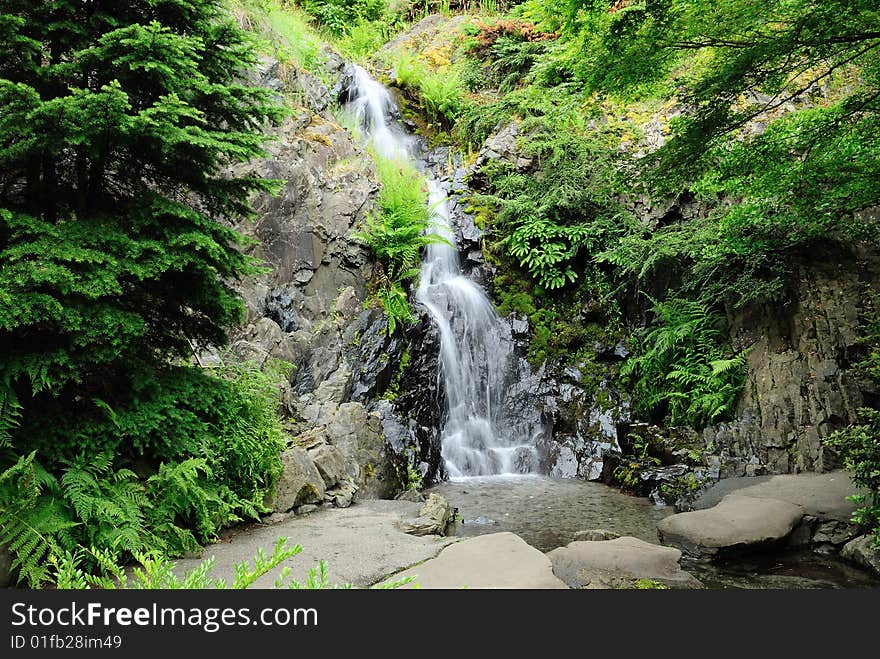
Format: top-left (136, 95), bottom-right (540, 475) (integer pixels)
top-left (0, 362), bottom-right (288, 585)
top-left (825, 409), bottom-right (880, 547)
top-left (353, 156), bottom-right (446, 333)
top-left (481, 117), bottom-right (624, 291)
top-left (622, 296), bottom-right (748, 428)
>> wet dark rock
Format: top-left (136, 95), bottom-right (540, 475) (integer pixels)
top-left (264, 285), bottom-right (303, 332)
top-left (594, 341), bottom-right (630, 362)
top-left (344, 309), bottom-right (404, 403)
top-left (0, 545), bottom-right (11, 588)
top-left (394, 312), bottom-right (446, 483)
top-left (841, 535), bottom-right (880, 576)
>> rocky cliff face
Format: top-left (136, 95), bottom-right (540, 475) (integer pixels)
top-left (233, 36), bottom-right (878, 502)
top-left (226, 56), bottom-right (424, 508)
top-left (709, 250), bottom-right (879, 478)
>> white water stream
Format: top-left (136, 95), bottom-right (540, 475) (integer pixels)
top-left (345, 65), bottom-right (537, 477)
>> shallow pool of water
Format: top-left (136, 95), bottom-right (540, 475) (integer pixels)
top-left (429, 475), bottom-right (672, 551)
top-left (427, 475), bottom-right (880, 589)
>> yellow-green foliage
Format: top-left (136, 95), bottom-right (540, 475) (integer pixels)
top-left (230, 0), bottom-right (326, 72)
top-left (387, 49), bottom-right (468, 125)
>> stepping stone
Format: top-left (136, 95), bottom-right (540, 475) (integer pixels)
top-left (548, 536), bottom-right (702, 589)
top-left (693, 471), bottom-right (863, 523)
top-left (385, 532), bottom-right (568, 589)
top-left (658, 494), bottom-right (805, 557)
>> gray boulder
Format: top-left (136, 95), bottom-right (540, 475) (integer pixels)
top-left (325, 480), bottom-right (359, 508)
top-left (692, 472), bottom-right (862, 523)
top-left (841, 535), bottom-right (880, 576)
top-left (324, 402), bottom-right (405, 499)
top-left (474, 122), bottom-right (532, 172)
top-left (310, 364), bottom-right (354, 408)
top-left (399, 493), bottom-right (452, 537)
top-left (309, 443), bottom-right (348, 489)
top-left (658, 494), bottom-right (805, 557)
top-left (269, 447), bottom-right (325, 512)
top-left (548, 536), bottom-right (702, 589)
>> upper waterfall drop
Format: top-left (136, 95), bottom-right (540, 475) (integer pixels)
top-left (345, 64), bottom-right (412, 161)
top-left (342, 64), bottom-right (539, 478)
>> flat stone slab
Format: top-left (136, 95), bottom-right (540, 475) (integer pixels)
top-left (384, 532), bottom-right (568, 589)
top-left (693, 472), bottom-right (861, 522)
top-left (658, 494), bottom-right (805, 557)
top-left (173, 500), bottom-right (456, 588)
top-left (548, 536), bottom-right (701, 589)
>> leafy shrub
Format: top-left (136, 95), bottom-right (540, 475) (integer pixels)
top-left (622, 297), bottom-right (747, 429)
top-left (824, 411), bottom-right (880, 547)
top-left (479, 119), bottom-right (625, 290)
top-left (823, 299), bottom-right (880, 547)
top-left (389, 50), bottom-right (467, 125)
top-left (355, 158), bottom-right (432, 281)
top-left (51, 536), bottom-right (418, 589)
top-left (612, 433), bottom-right (661, 491)
top-left (301, 0), bottom-right (387, 36)
top-left (336, 19), bottom-right (393, 60)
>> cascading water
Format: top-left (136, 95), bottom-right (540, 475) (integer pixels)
top-left (344, 64), bottom-right (538, 478)
top-left (345, 65), bottom-right (412, 161)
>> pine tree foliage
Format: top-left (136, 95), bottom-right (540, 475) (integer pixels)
top-left (0, 0), bottom-right (283, 433)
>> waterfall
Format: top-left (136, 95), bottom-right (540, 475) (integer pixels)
top-left (343, 64), bottom-right (538, 478)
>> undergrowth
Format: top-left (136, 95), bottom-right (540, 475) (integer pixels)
top-left (1, 362), bottom-right (288, 587)
top-left (622, 297), bottom-right (748, 429)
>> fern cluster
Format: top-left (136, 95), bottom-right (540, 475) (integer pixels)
top-left (0, 363), bottom-right (287, 587)
top-left (353, 156), bottom-right (446, 333)
top-left (479, 116), bottom-right (625, 290)
top-left (622, 297), bottom-right (748, 429)
top-left (387, 49), bottom-right (468, 126)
